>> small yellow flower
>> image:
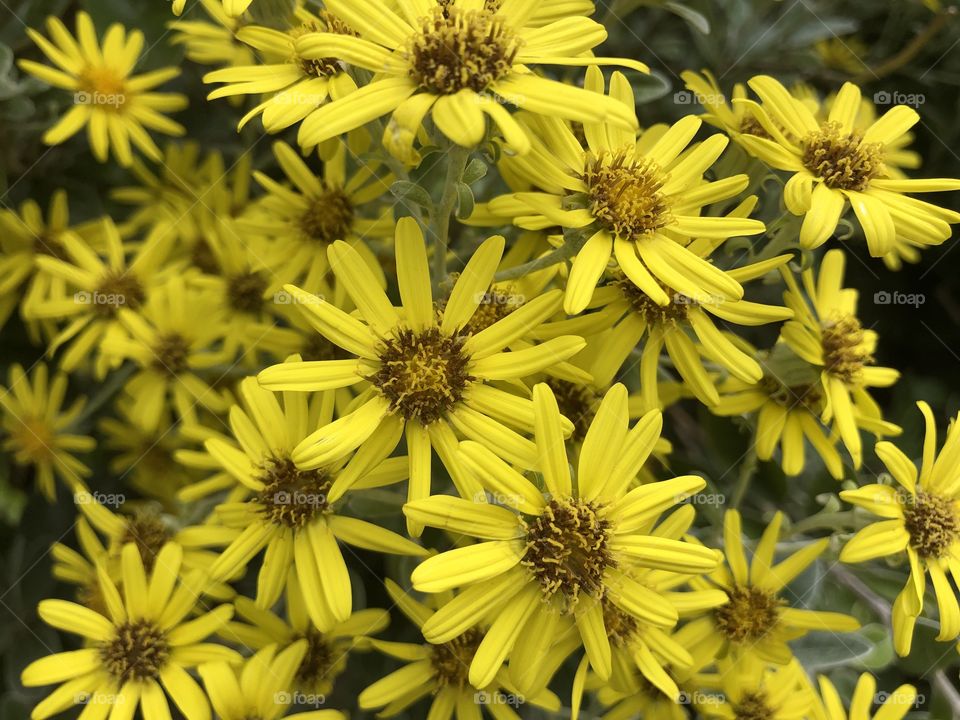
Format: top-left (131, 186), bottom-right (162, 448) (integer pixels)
top-left (779, 249), bottom-right (900, 466)
top-left (405, 384), bottom-right (721, 688)
top-left (840, 400), bottom-right (960, 655)
top-left (19, 12), bottom-right (188, 166)
top-left (739, 75), bottom-right (960, 257)
top-left (22, 543), bottom-right (239, 720)
top-left (806, 672), bottom-right (917, 720)
top-left (0, 363), bottom-right (94, 500)
top-left (697, 659), bottom-right (811, 720)
top-left (686, 510), bottom-right (860, 669)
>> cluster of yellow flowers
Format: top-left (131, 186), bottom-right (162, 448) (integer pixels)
top-left (4, 1), bottom-right (960, 719)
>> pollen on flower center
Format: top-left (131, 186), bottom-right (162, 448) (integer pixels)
top-left (95, 270), bottom-right (145, 317)
top-left (300, 186), bottom-right (354, 244)
top-left (152, 332), bottom-right (191, 375)
top-left (802, 122), bottom-right (884, 191)
top-left (902, 491), bottom-right (960, 558)
top-left (602, 599), bottom-right (640, 648)
top-left (521, 498), bottom-right (613, 609)
top-left (615, 274), bottom-right (689, 325)
top-left (820, 314), bottom-right (873, 384)
top-left (370, 327), bottom-right (473, 424)
top-left (121, 512), bottom-right (172, 572)
top-left (548, 380), bottom-right (600, 443)
top-left (408, 7), bottom-right (520, 95)
top-left (256, 456), bottom-right (332, 528)
top-left (714, 585), bottom-right (782, 643)
top-left (430, 628), bottom-right (483, 688)
top-left (739, 115), bottom-right (771, 139)
top-left (760, 377), bottom-right (823, 413)
top-left (228, 271), bottom-right (268, 315)
top-left (583, 149), bottom-right (671, 240)
top-left (734, 691), bottom-right (774, 720)
top-left (460, 288), bottom-right (522, 335)
top-left (100, 620), bottom-right (170, 683)
top-left (295, 629), bottom-right (335, 685)
top-left (290, 21), bottom-right (344, 78)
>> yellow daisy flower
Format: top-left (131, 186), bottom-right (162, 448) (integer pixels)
top-left (290, 0), bottom-right (646, 154)
top-left (486, 68), bottom-right (765, 314)
top-left (224, 579), bottom-right (389, 697)
top-left (550, 238), bottom-right (793, 409)
top-left (738, 75), bottom-right (960, 256)
top-left (204, 6), bottom-right (362, 137)
top-left (0, 363), bottom-right (94, 500)
top-left (806, 672), bottom-right (918, 720)
top-left (779, 249), bottom-right (900, 467)
top-left (404, 383), bottom-right (721, 688)
top-left (840, 401), bottom-right (960, 655)
top-left (258, 220), bottom-right (585, 535)
top-left (237, 141), bottom-right (394, 288)
top-left (680, 69), bottom-right (770, 142)
top-left (696, 659), bottom-right (811, 720)
top-left (18, 11), bottom-right (188, 166)
top-left (357, 579), bottom-right (561, 718)
top-left (685, 510), bottom-right (859, 668)
top-left (22, 542), bottom-right (239, 720)
top-left (101, 275), bottom-right (232, 431)
top-left (713, 357), bottom-right (845, 480)
top-left (198, 641), bottom-right (345, 720)
top-left (184, 374), bottom-right (425, 629)
top-left (0, 190), bottom-right (95, 338)
top-left (28, 217), bottom-right (174, 377)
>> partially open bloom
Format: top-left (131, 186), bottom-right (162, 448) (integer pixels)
top-left (258, 220), bottom-right (585, 535)
top-left (806, 672), bottom-right (917, 720)
top-left (289, 0), bottom-right (646, 154)
top-left (19, 12), bottom-right (188, 166)
top-left (487, 69), bottom-right (765, 314)
top-left (22, 543), bottom-right (239, 720)
top-left (358, 579), bottom-right (561, 718)
top-left (696, 659), bottom-right (811, 720)
top-left (404, 384), bottom-right (721, 688)
top-left (198, 642), bottom-right (345, 720)
top-left (0, 363), bottom-right (93, 500)
top-left (840, 401), bottom-right (960, 655)
top-left (738, 76), bottom-right (960, 257)
top-left (779, 250), bottom-right (900, 466)
top-left (685, 510), bottom-right (859, 669)
top-left (184, 374), bottom-right (425, 628)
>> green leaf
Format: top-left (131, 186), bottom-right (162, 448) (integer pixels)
top-left (663, 1), bottom-right (710, 34)
top-left (632, 71), bottom-right (671, 104)
top-left (389, 180), bottom-right (433, 211)
top-left (792, 628), bottom-right (875, 671)
top-left (455, 182), bottom-right (475, 220)
top-left (461, 157), bottom-right (487, 185)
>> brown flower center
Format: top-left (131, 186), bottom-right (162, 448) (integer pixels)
top-left (300, 186), bottom-right (354, 244)
top-left (256, 456), bottom-right (332, 528)
top-left (94, 270), bottom-right (145, 317)
top-left (430, 628), bottom-right (483, 688)
top-left (735, 691), bottom-right (774, 720)
top-left (548, 380), bottom-right (600, 443)
top-left (820, 315), bottom-right (873, 384)
top-left (121, 512), bottom-right (172, 572)
top-left (802, 122), bottom-right (883, 191)
top-left (100, 620), bottom-right (170, 683)
top-left (521, 498), bottom-right (612, 610)
top-left (615, 274), bottom-right (688, 325)
top-left (370, 327), bottom-right (473, 424)
top-left (584, 149), bottom-right (671, 240)
top-left (760, 377), bottom-right (823, 413)
top-left (460, 288), bottom-right (522, 335)
top-left (714, 585), bottom-right (782, 643)
top-left (902, 491), bottom-right (960, 559)
top-left (409, 7), bottom-right (520, 95)
top-left (295, 629), bottom-right (336, 686)
top-left (228, 271), bottom-right (268, 315)
top-left (152, 332), bottom-right (191, 375)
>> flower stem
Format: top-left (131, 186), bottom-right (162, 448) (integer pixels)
top-left (432, 143), bottom-right (471, 289)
